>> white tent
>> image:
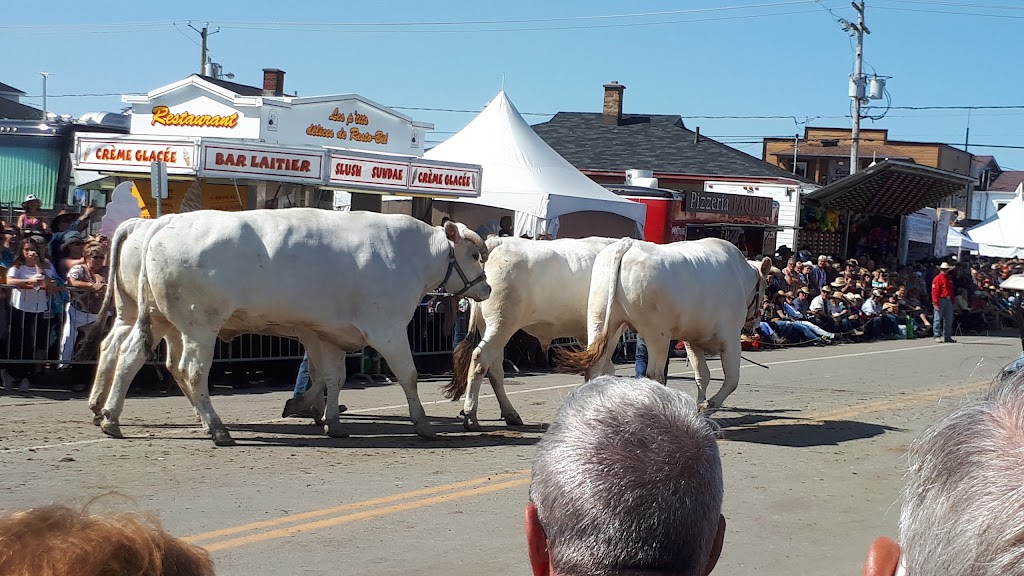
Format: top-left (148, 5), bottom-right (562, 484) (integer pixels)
top-left (946, 227), bottom-right (978, 252)
top-left (386, 91), bottom-right (646, 239)
top-left (966, 194), bottom-right (1024, 258)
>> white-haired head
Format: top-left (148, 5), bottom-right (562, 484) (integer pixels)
top-left (896, 371), bottom-right (1024, 575)
top-left (527, 376), bottom-right (725, 576)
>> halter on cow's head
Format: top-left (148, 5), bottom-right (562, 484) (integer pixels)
top-left (745, 257), bottom-right (774, 330)
top-left (440, 221), bottom-right (491, 301)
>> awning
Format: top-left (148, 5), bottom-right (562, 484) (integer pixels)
top-left (802, 160), bottom-right (973, 215)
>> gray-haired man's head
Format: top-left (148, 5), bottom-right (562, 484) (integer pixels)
top-left (863, 370), bottom-right (1024, 576)
top-left (525, 376), bottom-right (726, 576)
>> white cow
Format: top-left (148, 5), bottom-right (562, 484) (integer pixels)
top-left (91, 209), bottom-right (491, 446)
top-left (560, 237), bottom-right (772, 413)
top-left (443, 236), bottom-right (619, 431)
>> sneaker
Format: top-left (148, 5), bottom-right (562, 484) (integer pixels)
top-left (1, 370), bottom-right (13, 392)
top-left (18, 379), bottom-right (30, 393)
top-left (935, 338), bottom-right (944, 343)
top-left (944, 338), bottom-right (957, 343)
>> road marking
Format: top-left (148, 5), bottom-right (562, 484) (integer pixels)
top-left (1, 337), bottom-right (1007, 453)
top-left (719, 380), bottom-right (991, 433)
top-left (187, 377), bottom-right (996, 552)
top-left (251, 337), bottom-right (1005, 422)
top-left (0, 437), bottom-right (110, 453)
top-left (183, 469), bottom-right (529, 544)
top-left (197, 475), bottom-right (532, 552)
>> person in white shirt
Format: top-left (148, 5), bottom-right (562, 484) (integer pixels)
top-left (4, 238), bottom-right (60, 392)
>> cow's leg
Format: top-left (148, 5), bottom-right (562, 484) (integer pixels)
top-left (462, 324), bottom-right (516, 431)
top-left (369, 332), bottom-right (435, 439)
top-left (99, 324), bottom-right (157, 439)
top-left (705, 338), bottom-right (742, 415)
top-left (643, 335), bottom-right (672, 385)
top-left (176, 331), bottom-right (233, 446)
top-left (484, 357), bottom-right (523, 428)
top-left (687, 344), bottom-right (712, 406)
top-left (304, 342), bottom-right (348, 438)
top-left (162, 331), bottom-right (209, 434)
top-left (88, 319), bottom-right (132, 425)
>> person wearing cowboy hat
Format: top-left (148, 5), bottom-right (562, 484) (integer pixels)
top-left (932, 262), bottom-right (956, 343)
top-left (16, 195), bottom-right (47, 234)
top-left (47, 205), bottom-right (97, 277)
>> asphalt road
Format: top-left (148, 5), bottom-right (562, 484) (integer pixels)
top-left (0, 334), bottom-right (1019, 575)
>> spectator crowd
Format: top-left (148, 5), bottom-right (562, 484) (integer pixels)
top-left (747, 246), bottom-right (1023, 349)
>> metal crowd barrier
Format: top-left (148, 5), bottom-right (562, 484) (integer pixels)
top-left (0, 284), bottom-right (637, 385)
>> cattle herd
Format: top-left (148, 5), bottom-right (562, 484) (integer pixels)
top-left (85, 210), bottom-right (772, 446)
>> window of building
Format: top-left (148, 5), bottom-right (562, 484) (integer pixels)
top-left (794, 162), bottom-right (808, 179)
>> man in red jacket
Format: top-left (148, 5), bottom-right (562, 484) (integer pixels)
top-left (931, 261), bottom-right (956, 343)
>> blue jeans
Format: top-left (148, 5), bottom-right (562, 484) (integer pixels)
top-left (933, 298), bottom-right (954, 340)
top-left (635, 335), bottom-right (670, 380)
top-left (293, 353), bottom-right (311, 397)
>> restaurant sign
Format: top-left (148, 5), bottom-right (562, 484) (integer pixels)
top-left (675, 190), bottom-right (777, 226)
top-left (75, 136), bottom-right (199, 174)
top-left (327, 152), bottom-right (481, 198)
top-left (200, 142), bottom-right (325, 184)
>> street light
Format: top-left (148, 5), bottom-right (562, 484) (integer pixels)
top-left (39, 72), bottom-right (52, 122)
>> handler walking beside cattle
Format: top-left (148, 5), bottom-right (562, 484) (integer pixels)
top-left (560, 237), bottom-right (772, 414)
top-left (88, 210), bottom-right (490, 446)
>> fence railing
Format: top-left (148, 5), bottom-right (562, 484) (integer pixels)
top-left (0, 286), bottom-right (637, 384)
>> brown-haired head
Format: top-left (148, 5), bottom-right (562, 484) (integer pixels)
top-left (0, 498), bottom-right (215, 576)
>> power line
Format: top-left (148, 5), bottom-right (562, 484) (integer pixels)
top-left (872, 5), bottom-right (1024, 18)
top-left (204, 1), bottom-right (821, 28)
top-left (877, 0), bottom-right (1024, 11)
top-left (206, 9), bottom-right (824, 34)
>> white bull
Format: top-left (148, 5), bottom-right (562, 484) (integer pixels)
top-left (443, 236), bottom-right (619, 431)
top-left (90, 210), bottom-right (491, 446)
top-left (560, 237), bottom-right (772, 413)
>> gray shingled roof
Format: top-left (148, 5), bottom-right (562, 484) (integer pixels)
top-left (0, 82), bottom-right (26, 95)
top-left (532, 112), bottom-right (808, 181)
top-left (0, 98), bottom-right (43, 120)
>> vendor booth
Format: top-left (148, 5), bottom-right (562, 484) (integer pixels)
top-left (799, 160), bottom-right (974, 264)
top-left (946, 227), bottom-right (978, 257)
top-left (71, 72), bottom-right (482, 221)
top-left (383, 91), bottom-right (646, 239)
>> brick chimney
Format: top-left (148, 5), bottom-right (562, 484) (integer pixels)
top-left (262, 68), bottom-right (285, 97)
top-left (602, 81), bottom-right (625, 126)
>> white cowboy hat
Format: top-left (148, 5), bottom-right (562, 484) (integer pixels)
top-left (22, 194), bottom-right (39, 206)
top-left (939, 262), bottom-right (953, 270)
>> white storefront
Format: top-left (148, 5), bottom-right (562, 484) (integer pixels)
top-left (72, 73), bottom-right (481, 215)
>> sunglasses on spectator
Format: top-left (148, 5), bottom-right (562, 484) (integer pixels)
top-left (4, 230), bottom-right (16, 235)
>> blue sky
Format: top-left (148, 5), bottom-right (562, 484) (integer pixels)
top-left (4, 0), bottom-right (1022, 169)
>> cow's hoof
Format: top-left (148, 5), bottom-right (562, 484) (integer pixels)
top-left (313, 414), bottom-right (325, 426)
top-left (462, 419), bottom-right (483, 433)
top-left (324, 423), bottom-right (349, 438)
top-left (91, 413), bottom-right (103, 426)
top-left (503, 412), bottom-right (524, 427)
top-left (414, 423), bottom-right (439, 440)
top-left (100, 420), bottom-right (123, 439)
top-left (211, 429), bottom-right (236, 447)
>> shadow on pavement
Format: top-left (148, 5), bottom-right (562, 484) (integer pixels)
top-left (718, 418), bottom-right (902, 447)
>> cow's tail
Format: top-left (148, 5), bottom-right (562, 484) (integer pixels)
top-left (557, 238), bottom-right (633, 375)
top-left (131, 216), bottom-right (174, 356)
top-left (79, 219), bottom-right (139, 353)
top-left (443, 299), bottom-right (484, 401)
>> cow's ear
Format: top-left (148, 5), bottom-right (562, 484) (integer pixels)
top-left (444, 221), bottom-right (463, 243)
top-left (759, 257), bottom-right (773, 277)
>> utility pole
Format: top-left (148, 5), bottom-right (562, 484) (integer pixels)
top-left (849, 1), bottom-right (869, 176)
top-left (39, 72), bottom-right (51, 121)
top-left (187, 22), bottom-right (219, 74)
